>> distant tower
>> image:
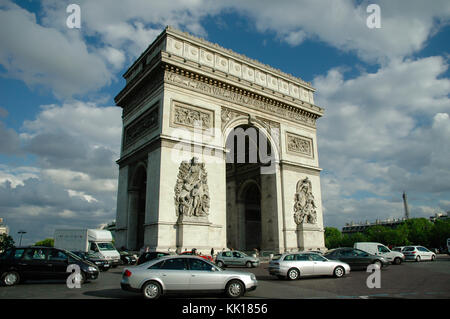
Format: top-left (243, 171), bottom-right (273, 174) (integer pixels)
top-left (402, 192), bottom-right (410, 219)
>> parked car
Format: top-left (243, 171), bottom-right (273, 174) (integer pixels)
top-left (268, 251), bottom-right (350, 280)
top-left (215, 250), bottom-right (260, 268)
top-left (120, 251), bottom-right (137, 265)
top-left (180, 250), bottom-right (214, 262)
top-left (392, 246), bottom-right (405, 252)
top-left (354, 242), bottom-right (405, 265)
top-left (323, 247), bottom-right (389, 270)
top-left (0, 246), bottom-right (99, 286)
top-left (71, 251), bottom-right (111, 271)
top-left (402, 246), bottom-right (436, 262)
top-left (121, 255), bottom-right (258, 299)
top-left (137, 251), bottom-right (170, 265)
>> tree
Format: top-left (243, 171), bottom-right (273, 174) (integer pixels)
top-left (324, 227), bottom-right (342, 249)
top-left (429, 219), bottom-right (450, 248)
top-left (34, 238), bottom-right (54, 247)
top-left (403, 218), bottom-right (434, 247)
top-left (0, 233), bottom-right (15, 252)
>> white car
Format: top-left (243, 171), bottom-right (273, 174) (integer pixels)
top-left (402, 246), bottom-right (436, 262)
top-left (354, 242), bottom-right (405, 265)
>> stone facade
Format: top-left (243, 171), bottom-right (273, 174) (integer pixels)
top-left (114, 26), bottom-right (325, 254)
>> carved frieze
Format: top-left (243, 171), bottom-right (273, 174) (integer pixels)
top-left (221, 106), bottom-right (247, 130)
top-left (174, 157), bottom-right (210, 219)
top-left (170, 101), bottom-right (214, 134)
top-left (286, 132), bottom-right (313, 158)
top-left (293, 177), bottom-right (317, 225)
top-left (123, 104), bottom-right (159, 150)
top-left (164, 68), bottom-right (317, 128)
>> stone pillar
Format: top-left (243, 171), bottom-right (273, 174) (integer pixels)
top-left (296, 223), bottom-right (324, 251)
top-left (260, 171), bottom-right (279, 251)
top-left (126, 189), bottom-right (139, 250)
top-left (114, 165), bottom-right (129, 249)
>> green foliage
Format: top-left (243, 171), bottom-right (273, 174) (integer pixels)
top-left (0, 234), bottom-right (15, 251)
top-left (324, 217), bottom-right (449, 249)
top-left (34, 238), bottom-right (54, 247)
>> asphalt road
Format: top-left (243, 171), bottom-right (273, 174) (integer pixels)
top-left (1, 255), bottom-right (449, 299)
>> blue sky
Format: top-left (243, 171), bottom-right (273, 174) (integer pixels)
top-left (0, 0), bottom-right (449, 245)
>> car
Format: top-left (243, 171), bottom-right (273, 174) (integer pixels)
top-left (137, 251), bottom-right (170, 265)
top-left (402, 246), bottom-right (436, 262)
top-left (180, 250), bottom-right (214, 262)
top-left (392, 246), bottom-right (405, 252)
top-left (268, 251), bottom-right (350, 280)
top-left (0, 246), bottom-right (99, 286)
top-left (121, 255), bottom-right (258, 299)
top-left (354, 242), bottom-right (405, 265)
top-left (120, 251), bottom-right (137, 265)
top-left (71, 251), bottom-right (111, 271)
top-left (215, 250), bottom-right (260, 268)
top-left (323, 247), bottom-right (389, 270)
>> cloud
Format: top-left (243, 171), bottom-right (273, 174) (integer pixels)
top-left (0, 1), bottom-right (113, 98)
top-left (314, 57), bottom-right (450, 228)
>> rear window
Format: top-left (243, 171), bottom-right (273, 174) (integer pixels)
top-left (403, 247), bottom-right (415, 251)
top-left (148, 260), bottom-right (164, 269)
top-left (271, 254), bottom-right (281, 261)
top-left (283, 254), bottom-right (295, 261)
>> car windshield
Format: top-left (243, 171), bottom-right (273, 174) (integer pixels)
top-left (97, 242), bottom-right (116, 251)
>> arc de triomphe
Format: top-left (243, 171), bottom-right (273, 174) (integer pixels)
top-left (114, 27), bottom-right (326, 254)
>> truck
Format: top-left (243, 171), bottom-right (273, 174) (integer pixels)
top-left (354, 242), bottom-right (405, 265)
top-left (54, 229), bottom-right (121, 267)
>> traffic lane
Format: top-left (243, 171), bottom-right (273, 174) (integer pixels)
top-left (245, 255), bottom-right (450, 299)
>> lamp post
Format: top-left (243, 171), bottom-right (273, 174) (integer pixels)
top-left (18, 230), bottom-right (26, 246)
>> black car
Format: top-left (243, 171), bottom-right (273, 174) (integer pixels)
top-left (324, 247), bottom-right (389, 270)
top-left (71, 251), bottom-right (111, 271)
top-left (119, 251), bottom-right (137, 265)
top-left (137, 251), bottom-right (170, 265)
top-left (0, 246), bottom-right (99, 286)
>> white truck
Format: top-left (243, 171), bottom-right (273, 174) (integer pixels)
top-left (54, 229), bottom-right (121, 267)
top-left (354, 242), bottom-right (405, 265)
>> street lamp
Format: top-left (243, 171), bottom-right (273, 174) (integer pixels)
top-left (18, 230), bottom-right (26, 246)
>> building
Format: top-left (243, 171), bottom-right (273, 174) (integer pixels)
top-left (114, 27), bottom-right (326, 254)
top-left (342, 218), bottom-right (407, 234)
top-left (429, 212), bottom-right (449, 223)
top-left (0, 218), bottom-right (9, 236)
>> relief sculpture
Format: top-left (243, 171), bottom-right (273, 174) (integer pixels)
top-left (293, 177), bottom-right (317, 224)
top-left (174, 157), bottom-right (210, 219)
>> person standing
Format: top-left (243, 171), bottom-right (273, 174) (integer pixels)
top-left (210, 247), bottom-right (214, 257)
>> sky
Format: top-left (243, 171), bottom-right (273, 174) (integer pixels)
top-left (0, 0), bottom-right (449, 245)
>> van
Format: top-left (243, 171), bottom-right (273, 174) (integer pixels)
top-left (54, 229), bottom-right (121, 267)
top-left (354, 242), bottom-right (405, 265)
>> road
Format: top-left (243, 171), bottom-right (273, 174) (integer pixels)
top-left (1, 255), bottom-right (449, 299)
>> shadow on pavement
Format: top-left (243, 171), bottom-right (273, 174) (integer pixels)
top-left (83, 288), bottom-right (140, 299)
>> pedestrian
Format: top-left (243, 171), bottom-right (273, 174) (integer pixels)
top-left (210, 247), bottom-right (214, 257)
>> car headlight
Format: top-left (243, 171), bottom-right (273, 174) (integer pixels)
top-left (88, 266), bottom-right (97, 272)
top-left (95, 261), bottom-right (101, 265)
top-left (250, 274), bottom-right (256, 281)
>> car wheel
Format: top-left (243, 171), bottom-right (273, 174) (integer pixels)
top-left (2, 271), bottom-right (20, 286)
top-left (246, 261), bottom-right (252, 268)
top-left (393, 257), bottom-right (402, 265)
top-left (217, 261), bottom-right (224, 268)
top-left (431, 255), bottom-right (436, 261)
top-left (142, 281), bottom-right (162, 300)
top-left (287, 268), bottom-right (300, 280)
top-left (225, 280), bottom-right (244, 298)
top-left (416, 255), bottom-right (421, 262)
top-left (333, 266), bottom-right (345, 278)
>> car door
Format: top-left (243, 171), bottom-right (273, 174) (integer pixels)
top-left (376, 245), bottom-right (392, 262)
top-left (418, 247), bottom-right (432, 260)
top-left (20, 248), bottom-right (51, 279)
top-left (220, 251), bottom-right (233, 266)
top-left (336, 249), bottom-right (357, 268)
top-left (294, 254), bottom-right (314, 276)
top-left (47, 249), bottom-right (70, 279)
top-left (188, 258), bottom-right (224, 291)
top-left (158, 258), bottom-right (190, 291)
top-left (232, 251), bottom-right (245, 266)
top-left (309, 254), bottom-right (333, 275)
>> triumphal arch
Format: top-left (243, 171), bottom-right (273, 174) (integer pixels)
top-left (114, 27), bottom-right (326, 254)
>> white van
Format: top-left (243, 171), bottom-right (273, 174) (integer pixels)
top-left (354, 242), bottom-right (405, 265)
top-left (54, 229), bottom-right (121, 266)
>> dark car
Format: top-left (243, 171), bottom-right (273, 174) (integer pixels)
top-left (71, 251), bottom-right (111, 271)
top-left (0, 246), bottom-right (99, 286)
top-left (323, 247), bottom-right (389, 270)
top-left (119, 251), bottom-right (137, 265)
top-left (137, 251), bottom-right (170, 265)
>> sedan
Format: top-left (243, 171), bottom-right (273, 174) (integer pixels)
top-left (402, 246), bottom-right (436, 262)
top-left (268, 252), bottom-right (350, 280)
top-left (324, 247), bottom-right (389, 270)
top-left (215, 250), bottom-right (260, 268)
top-left (137, 251), bottom-right (170, 265)
top-left (121, 255), bottom-right (257, 299)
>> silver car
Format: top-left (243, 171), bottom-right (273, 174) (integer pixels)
top-left (121, 255), bottom-right (258, 299)
top-left (269, 252), bottom-right (351, 280)
top-left (215, 250), bottom-right (260, 268)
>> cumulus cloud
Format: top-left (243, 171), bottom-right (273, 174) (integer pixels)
top-left (315, 57), bottom-right (450, 228)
